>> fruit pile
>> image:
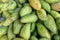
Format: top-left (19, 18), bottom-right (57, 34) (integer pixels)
top-left (0, 0), bottom-right (60, 40)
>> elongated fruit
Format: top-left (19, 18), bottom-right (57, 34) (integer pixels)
top-left (37, 23), bottom-right (51, 39)
top-left (20, 23), bottom-right (31, 40)
top-left (44, 14), bottom-right (57, 34)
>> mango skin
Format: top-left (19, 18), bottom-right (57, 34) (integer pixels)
top-left (37, 23), bottom-right (51, 39)
top-left (29, 0), bottom-right (41, 10)
top-left (20, 14), bottom-right (38, 23)
top-left (41, 1), bottom-right (51, 12)
top-left (51, 2), bottom-right (60, 11)
top-left (44, 14), bottom-right (57, 34)
top-left (20, 24), bottom-right (31, 40)
top-left (45, 0), bottom-right (60, 3)
top-left (37, 9), bottom-right (47, 21)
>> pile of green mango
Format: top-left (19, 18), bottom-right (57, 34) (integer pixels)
top-left (0, 0), bottom-right (60, 40)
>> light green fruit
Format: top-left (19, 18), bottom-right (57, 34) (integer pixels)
top-left (30, 36), bottom-right (38, 40)
top-left (37, 23), bottom-right (51, 39)
top-left (41, 1), bottom-right (51, 12)
top-left (51, 2), bottom-right (60, 11)
top-left (0, 35), bottom-right (8, 40)
top-left (29, 0), bottom-right (41, 10)
top-left (37, 9), bottom-right (47, 21)
top-left (3, 17), bottom-right (13, 26)
top-left (3, 8), bottom-right (19, 26)
top-left (44, 14), bottom-right (57, 34)
top-left (8, 24), bottom-right (15, 40)
top-left (3, 11), bottom-right (11, 18)
top-left (45, 0), bottom-right (60, 3)
top-left (20, 24), bottom-right (31, 40)
top-left (20, 13), bottom-right (38, 23)
top-left (1, 3), bottom-right (8, 12)
top-left (1, 0), bottom-right (8, 3)
top-left (10, 8), bottom-right (19, 21)
top-left (20, 4), bottom-right (32, 17)
top-left (8, 1), bottom-right (17, 10)
top-left (13, 20), bottom-right (22, 34)
top-left (50, 10), bottom-right (60, 19)
top-left (0, 26), bottom-right (8, 37)
top-left (0, 3), bottom-right (3, 9)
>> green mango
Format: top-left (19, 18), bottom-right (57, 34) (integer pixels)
top-left (51, 2), bottom-right (60, 11)
top-left (0, 35), bottom-right (8, 40)
top-left (1, 3), bottom-right (8, 12)
top-left (29, 0), bottom-right (41, 10)
top-left (30, 36), bottom-right (38, 40)
top-left (20, 23), bottom-right (31, 40)
top-left (0, 3), bottom-right (3, 8)
top-left (37, 9), bottom-right (47, 21)
top-left (3, 8), bottom-right (19, 26)
top-left (2, 11), bottom-right (11, 18)
top-left (10, 8), bottom-right (20, 21)
top-left (44, 14), bottom-right (57, 34)
top-left (2, 17), bottom-right (13, 26)
top-left (20, 4), bottom-right (32, 17)
top-left (41, 1), bottom-right (51, 12)
top-left (8, 24), bottom-right (15, 40)
top-left (8, 1), bottom-right (17, 10)
top-left (20, 13), bottom-right (38, 23)
top-left (45, 0), bottom-right (60, 3)
top-left (37, 23), bottom-right (51, 39)
top-left (0, 26), bottom-right (8, 37)
top-left (13, 20), bottom-right (22, 34)
top-left (1, 0), bottom-right (8, 3)
top-left (50, 10), bottom-right (60, 19)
